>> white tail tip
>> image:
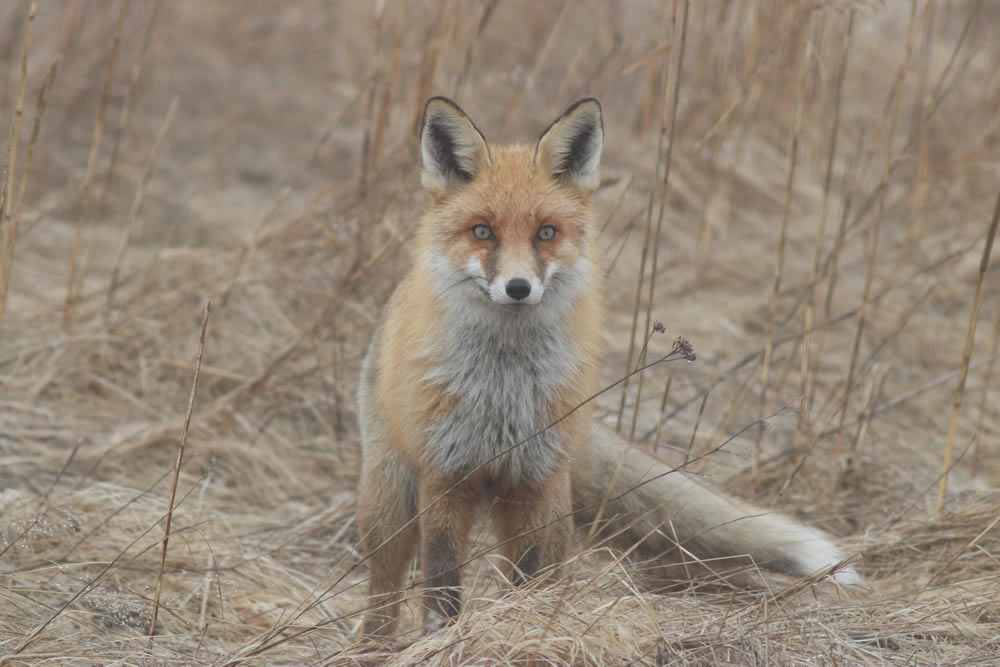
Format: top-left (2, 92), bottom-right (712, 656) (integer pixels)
top-left (795, 537), bottom-right (862, 584)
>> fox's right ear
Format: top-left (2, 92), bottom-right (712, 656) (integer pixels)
top-left (535, 98), bottom-right (603, 192)
top-left (419, 97), bottom-right (490, 195)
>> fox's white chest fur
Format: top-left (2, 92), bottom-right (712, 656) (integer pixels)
top-left (422, 301), bottom-right (581, 482)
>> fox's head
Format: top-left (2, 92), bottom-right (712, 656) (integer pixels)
top-left (417, 97), bottom-right (603, 310)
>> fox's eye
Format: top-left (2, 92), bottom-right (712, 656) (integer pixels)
top-left (471, 224), bottom-right (494, 241)
top-left (537, 225), bottom-right (557, 241)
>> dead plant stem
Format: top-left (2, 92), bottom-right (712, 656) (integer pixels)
top-left (149, 300), bottom-right (211, 636)
top-left (936, 190), bottom-right (1000, 512)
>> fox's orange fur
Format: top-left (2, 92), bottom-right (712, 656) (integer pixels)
top-left (356, 97), bottom-right (859, 639)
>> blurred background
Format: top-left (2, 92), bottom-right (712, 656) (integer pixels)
top-left (1, 1), bottom-right (998, 663)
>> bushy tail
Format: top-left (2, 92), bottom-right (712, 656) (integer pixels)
top-left (571, 425), bottom-right (860, 586)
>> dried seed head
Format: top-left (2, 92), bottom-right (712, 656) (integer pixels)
top-left (672, 336), bottom-right (696, 362)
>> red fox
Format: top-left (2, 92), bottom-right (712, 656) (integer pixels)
top-left (357, 97), bottom-right (860, 638)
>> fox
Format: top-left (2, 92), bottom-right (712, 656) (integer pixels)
top-left (356, 96), bottom-right (860, 638)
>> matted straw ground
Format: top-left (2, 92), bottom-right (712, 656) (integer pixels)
top-left (1, 1), bottom-right (998, 664)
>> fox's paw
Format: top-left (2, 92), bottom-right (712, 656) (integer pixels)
top-left (424, 608), bottom-right (452, 634)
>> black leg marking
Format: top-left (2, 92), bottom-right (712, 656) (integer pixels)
top-left (511, 544), bottom-right (541, 586)
top-left (424, 531), bottom-right (462, 627)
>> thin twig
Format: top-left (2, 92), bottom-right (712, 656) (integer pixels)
top-left (836, 3), bottom-right (918, 460)
top-left (106, 97), bottom-right (179, 315)
top-left (94, 0), bottom-right (160, 225)
top-left (149, 300), bottom-right (211, 636)
top-left (234, 338), bottom-right (697, 658)
top-left (616, 0), bottom-right (678, 433)
top-left (936, 190), bottom-right (1000, 512)
top-left (63, 0), bottom-right (129, 329)
top-left (755, 28), bottom-right (810, 497)
top-left (971, 301), bottom-right (1000, 476)
top-left (630, 0), bottom-right (689, 443)
top-left (0, 0), bottom-right (36, 331)
top-left (798, 12), bottom-right (853, 443)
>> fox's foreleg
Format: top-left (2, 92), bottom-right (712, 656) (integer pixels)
top-left (491, 469), bottom-right (573, 586)
top-left (418, 476), bottom-right (478, 631)
top-left (357, 454), bottom-right (419, 638)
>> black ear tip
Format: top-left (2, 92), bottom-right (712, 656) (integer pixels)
top-left (423, 96), bottom-right (465, 119)
top-left (420, 97), bottom-right (474, 141)
top-left (425, 95), bottom-right (457, 108)
top-left (566, 97), bottom-right (602, 117)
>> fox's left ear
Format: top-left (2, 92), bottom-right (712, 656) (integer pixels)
top-left (535, 98), bottom-right (603, 192)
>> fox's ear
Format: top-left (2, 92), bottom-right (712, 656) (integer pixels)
top-left (419, 97), bottom-right (490, 194)
top-left (535, 98), bottom-right (603, 192)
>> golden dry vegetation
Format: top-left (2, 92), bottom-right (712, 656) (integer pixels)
top-left (1, 1), bottom-right (999, 664)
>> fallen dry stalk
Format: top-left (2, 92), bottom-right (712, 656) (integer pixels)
top-left (917, 509), bottom-right (1000, 597)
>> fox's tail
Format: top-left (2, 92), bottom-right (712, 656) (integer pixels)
top-left (571, 425), bottom-right (861, 586)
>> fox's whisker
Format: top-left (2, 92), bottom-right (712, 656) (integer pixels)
top-left (441, 276), bottom-right (476, 294)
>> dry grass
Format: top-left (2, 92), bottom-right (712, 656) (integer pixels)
top-left (1, 1), bottom-right (999, 664)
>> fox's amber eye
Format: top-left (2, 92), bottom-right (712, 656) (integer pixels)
top-left (471, 224), bottom-right (494, 241)
top-left (537, 225), bottom-right (557, 241)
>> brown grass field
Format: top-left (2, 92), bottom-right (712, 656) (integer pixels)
top-left (1, 1), bottom-right (999, 664)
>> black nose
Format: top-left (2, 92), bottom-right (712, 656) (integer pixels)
top-left (505, 278), bottom-right (532, 301)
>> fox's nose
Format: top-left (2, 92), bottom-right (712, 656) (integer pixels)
top-left (505, 278), bottom-right (532, 301)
